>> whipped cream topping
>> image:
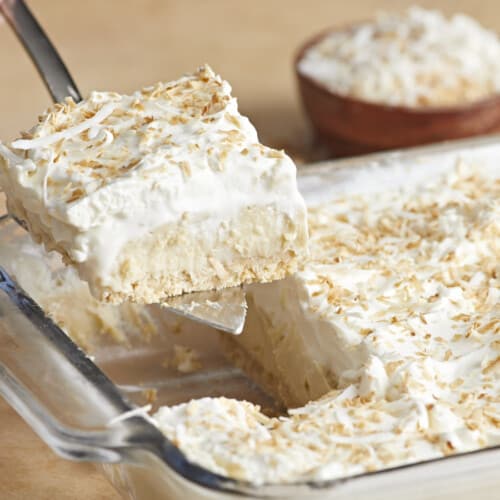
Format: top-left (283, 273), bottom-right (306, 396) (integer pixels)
top-left (298, 7), bottom-right (500, 107)
top-left (0, 65), bottom-right (305, 297)
top-left (154, 158), bottom-right (500, 484)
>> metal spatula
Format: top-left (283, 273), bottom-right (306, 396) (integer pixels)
top-left (0, 0), bottom-right (247, 334)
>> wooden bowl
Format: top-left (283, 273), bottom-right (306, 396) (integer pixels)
top-left (295, 27), bottom-right (500, 157)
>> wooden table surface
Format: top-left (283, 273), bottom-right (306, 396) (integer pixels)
top-left (1, 1), bottom-right (500, 498)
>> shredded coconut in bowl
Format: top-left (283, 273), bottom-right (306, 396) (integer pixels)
top-left (298, 6), bottom-right (500, 108)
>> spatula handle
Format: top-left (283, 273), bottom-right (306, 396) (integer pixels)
top-left (0, 0), bottom-right (81, 103)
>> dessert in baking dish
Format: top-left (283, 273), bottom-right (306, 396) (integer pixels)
top-left (227, 159), bottom-right (500, 408)
top-left (1, 143), bottom-right (498, 484)
top-left (0, 65), bottom-right (308, 304)
top-left (298, 7), bottom-right (500, 108)
top-left (154, 157), bottom-right (500, 483)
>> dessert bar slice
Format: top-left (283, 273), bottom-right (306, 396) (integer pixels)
top-left (0, 66), bottom-right (308, 304)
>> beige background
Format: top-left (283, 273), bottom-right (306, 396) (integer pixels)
top-left (1, 1), bottom-right (500, 498)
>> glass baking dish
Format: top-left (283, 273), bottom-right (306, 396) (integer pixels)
top-left (1, 135), bottom-right (499, 500)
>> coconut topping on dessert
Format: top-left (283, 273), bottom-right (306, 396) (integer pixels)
top-left (0, 65), bottom-right (308, 303)
top-left (298, 7), bottom-right (500, 107)
top-left (154, 159), bottom-right (500, 484)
